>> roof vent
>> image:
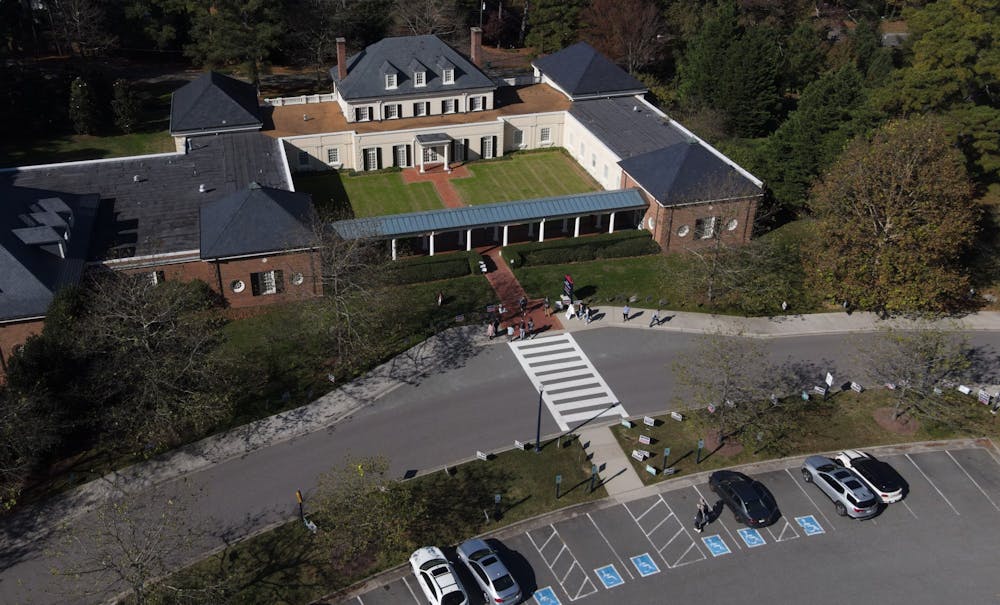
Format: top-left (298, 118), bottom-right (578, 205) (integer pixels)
top-left (199, 183), bottom-right (207, 193)
top-left (133, 175), bottom-right (142, 183)
top-left (633, 105), bottom-right (639, 112)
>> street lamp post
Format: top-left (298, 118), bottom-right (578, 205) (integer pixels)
top-left (535, 387), bottom-right (543, 453)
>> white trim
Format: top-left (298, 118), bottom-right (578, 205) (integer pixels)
top-left (277, 139), bottom-right (296, 191)
top-left (98, 249), bottom-right (201, 266)
top-left (203, 246), bottom-right (317, 262)
top-left (172, 125), bottom-right (262, 137)
top-left (0, 315), bottom-right (46, 325)
top-left (569, 89), bottom-right (648, 101)
top-left (0, 151), bottom-right (183, 173)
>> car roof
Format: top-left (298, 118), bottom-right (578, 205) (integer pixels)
top-left (458, 537), bottom-right (491, 557)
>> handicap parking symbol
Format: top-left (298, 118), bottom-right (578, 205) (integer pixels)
top-left (795, 515), bottom-right (825, 536)
top-left (533, 586), bottom-right (561, 605)
top-left (630, 553), bottom-right (660, 577)
top-left (595, 564), bottom-right (624, 589)
top-left (702, 534), bottom-right (731, 557)
top-left (737, 527), bottom-right (766, 548)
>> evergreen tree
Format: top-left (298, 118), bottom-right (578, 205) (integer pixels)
top-left (525, 0), bottom-right (584, 54)
top-left (68, 77), bottom-right (99, 135)
top-left (677, 1), bottom-right (739, 107)
top-left (111, 79), bottom-right (139, 134)
top-left (185, 0), bottom-right (284, 87)
top-left (781, 22), bottom-right (828, 94)
top-left (716, 25), bottom-right (782, 137)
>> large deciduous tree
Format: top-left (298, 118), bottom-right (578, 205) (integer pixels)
top-left (185, 0), bottom-right (284, 87)
top-left (394, 0), bottom-right (464, 40)
top-left (807, 116), bottom-right (979, 316)
top-left (579, 0), bottom-right (663, 74)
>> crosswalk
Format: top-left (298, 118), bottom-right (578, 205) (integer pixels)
top-left (509, 333), bottom-right (627, 431)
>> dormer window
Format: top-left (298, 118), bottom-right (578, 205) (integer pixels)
top-left (414, 71), bottom-right (426, 87)
top-left (385, 73), bottom-right (397, 89)
top-left (442, 68), bottom-right (454, 84)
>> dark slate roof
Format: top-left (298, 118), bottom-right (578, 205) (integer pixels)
top-left (169, 72), bottom-right (262, 135)
top-left (200, 183), bottom-right (315, 259)
top-left (332, 190), bottom-right (646, 239)
top-left (0, 133), bottom-right (290, 263)
top-left (532, 42), bottom-right (647, 99)
top-left (330, 35), bottom-right (495, 101)
top-left (0, 189), bottom-right (99, 321)
top-left (618, 142), bottom-right (762, 206)
top-left (569, 97), bottom-right (690, 159)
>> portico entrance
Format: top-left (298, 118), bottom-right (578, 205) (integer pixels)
top-left (415, 132), bottom-right (452, 173)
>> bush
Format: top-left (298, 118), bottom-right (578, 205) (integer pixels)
top-left (505, 231), bottom-right (659, 267)
top-left (388, 252), bottom-right (477, 284)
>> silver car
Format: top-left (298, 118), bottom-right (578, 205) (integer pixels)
top-left (801, 455), bottom-right (880, 519)
top-left (456, 538), bottom-right (521, 604)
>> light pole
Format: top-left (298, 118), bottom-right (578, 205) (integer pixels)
top-left (479, 0), bottom-right (484, 28)
top-left (535, 387), bottom-right (543, 453)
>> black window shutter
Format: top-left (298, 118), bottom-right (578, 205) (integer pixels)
top-left (376, 147), bottom-right (382, 169)
top-left (367, 107), bottom-right (372, 121)
top-left (413, 102), bottom-right (419, 115)
top-left (406, 144), bottom-right (412, 166)
top-left (492, 136), bottom-right (497, 157)
top-left (250, 272), bottom-right (261, 296)
top-left (463, 139), bottom-right (469, 161)
top-left (424, 102), bottom-right (430, 115)
top-left (274, 270), bottom-right (285, 293)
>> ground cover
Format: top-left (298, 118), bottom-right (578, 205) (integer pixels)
top-left (452, 150), bottom-right (601, 205)
top-left (157, 439), bottom-right (606, 604)
top-left (294, 171), bottom-right (442, 217)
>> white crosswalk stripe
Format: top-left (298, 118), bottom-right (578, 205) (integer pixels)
top-left (509, 332), bottom-right (627, 431)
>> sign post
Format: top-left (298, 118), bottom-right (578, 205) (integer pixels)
top-left (535, 387), bottom-right (544, 453)
top-left (696, 438), bottom-right (704, 464)
top-left (494, 494), bottom-right (502, 520)
top-left (662, 447), bottom-right (671, 472)
top-left (555, 474), bottom-right (562, 499)
top-left (295, 489), bottom-right (304, 520)
top-left (589, 464), bottom-right (598, 493)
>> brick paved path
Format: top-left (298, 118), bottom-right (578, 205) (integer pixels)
top-left (400, 164), bottom-right (470, 208)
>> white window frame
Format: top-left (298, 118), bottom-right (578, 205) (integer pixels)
top-left (482, 136), bottom-right (494, 159)
top-left (414, 71), bottom-right (426, 87)
top-left (540, 127), bottom-right (551, 143)
top-left (384, 103), bottom-right (399, 119)
top-left (260, 270), bottom-right (277, 295)
top-left (442, 99), bottom-right (456, 114)
top-left (695, 216), bottom-right (718, 240)
top-left (470, 96), bottom-right (483, 111)
top-left (512, 129), bottom-right (524, 148)
top-left (385, 73), bottom-right (397, 89)
top-left (415, 102), bottom-right (428, 117)
top-left (442, 68), bottom-right (454, 84)
top-left (423, 147), bottom-right (438, 162)
top-left (327, 148), bottom-right (340, 164)
top-left (364, 147), bottom-right (378, 171)
top-left (355, 106), bottom-right (371, 122)
top-left (395, 144), bottom-right (408, 167)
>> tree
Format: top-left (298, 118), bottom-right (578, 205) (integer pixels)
top-left (780, 21), bottom-right (829, 94)
top-left (69, 76), bottom-right (99, 135)
top-left (395, 0), bottom-right (464, 40)
top-left (111, 78), bottom-right (139, 134)
top-left (677, 1), bottom-right (739, 107)
top-left (715, 24), bottom-right (782, 136)
top-left (855, 324), bottom-right (972, 424)
top-left (185, 0), bottom-right (284, 87)
top-left (44, 0), bottom-right (117, 56)
top-left (807, 116), bottom-right (979, 316)
top-left (0, 386), bottom-right (58, 510)
top-left (580, 0), bottom-right (663, 74)
top-left (525, 0), bottom-right (584, 54)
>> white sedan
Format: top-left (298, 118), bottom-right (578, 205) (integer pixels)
top-left (410, 546), bottom-right (469, 605)
top-left (834, 450), bottom-right (905, 504)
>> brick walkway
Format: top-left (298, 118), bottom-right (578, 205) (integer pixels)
top-left (482, 246), bottom-right (563, 338)
top-left (400, 164), bottom-right (471, 209)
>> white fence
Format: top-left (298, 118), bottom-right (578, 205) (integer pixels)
top-left (263, 93), bottom-right (337, 107)
top-left (492, 75), bottom-right (540, 87)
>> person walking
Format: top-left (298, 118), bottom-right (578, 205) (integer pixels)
top-left (518, 321), bottom-right (525, 341)
top-left (487, 321), bottom-right (495, 340)
top-left (519, 296), bottom-right (527, 314)
top-left (543, 297), bottom-right (551, 317)
top-left (694, 499), bottom-right (708, 533)
top-left (565, 302), bottom-right (575, 321)
top-left (622, 303), bottom-right (631, 322)
top-left (527, 318), bottom-right (535, 338)
top-left (584, 306), bottom-right (592, 324)
top-left (649, 310), bottom-right (660, 328)
top-left (506, 324), bottom-right (514, 342)
top-left (437, 291), bottom-right (443, 307)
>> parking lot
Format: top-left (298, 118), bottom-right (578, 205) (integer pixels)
top-left (351, 442), bottom-right (1000, 605)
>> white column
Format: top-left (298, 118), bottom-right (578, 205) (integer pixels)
top-left (608, 212), bottom-right (616, 234)
top-left (561, 218), bottom-right (568, 232)
top-left (391, 238), bottom-right (397, 261)
top-left (502, 225), bottom-right (509, 247)
top-left (429, 232), bottom-right (435, 256)
top-left (538, 218), bottom-right (546, 242)
top-left (466, 229), bottom-right (473, 251)
top-left (574, 216), bottom-right (581, 238)
top-left (419, 145), bottom-right (425, 173)
top-left (444, 143), bottom-right (451, 173)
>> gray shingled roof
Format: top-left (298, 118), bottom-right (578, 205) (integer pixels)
top-left (533, 42), bottom-right (647, 100)
top-left (1, 133), bottom-right (289, 262)
top-left (332, 190), bottom-right (646, 239)
top-left (0, 188), bottom-right (99, 321)
top-left (569, 97), bottom-right (689, 159)
top-left (618, 142), bottom-right (762, 206)
top-left (330, 35), bottom-right (495, 101)
top-left (200, 183), bottom-right (315, 259)
top-left (169, 72), bottom-right (262, 135)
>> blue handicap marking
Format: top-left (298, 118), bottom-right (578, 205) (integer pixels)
top-left (533, 586), bottom-right (561, 605)
top-left (701, 534), bottom-right (731, 557)
top-left (595, 564), bottom-right (625, 589)
top-left (630, 553), bottom-right (660, 577)
top-left (737, 527), bottom-right (766, 548)
top-left (795, 515), bottom-right (825, 536)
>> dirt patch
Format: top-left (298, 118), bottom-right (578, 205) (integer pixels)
top-left (873, 407), bottom-right (920, 435)
top-left (704, 430), bottom-right (744, 457)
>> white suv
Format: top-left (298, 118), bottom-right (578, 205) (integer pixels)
top-left (410, 546), bottom-right (469, 605)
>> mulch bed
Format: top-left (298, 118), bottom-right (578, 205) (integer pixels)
top-left (873, 407), bottom-right (921, 435)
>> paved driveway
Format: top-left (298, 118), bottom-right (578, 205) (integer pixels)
top-left (353, 442), bottom-right (1000, 605)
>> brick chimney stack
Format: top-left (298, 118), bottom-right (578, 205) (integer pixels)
top-left (470, 27), bottom-right (482, 67)
top-left (336, 37), bottom-right (347, 80)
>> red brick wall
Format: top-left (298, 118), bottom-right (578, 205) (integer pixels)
top-left (0, 318), bottom-right (44, 374)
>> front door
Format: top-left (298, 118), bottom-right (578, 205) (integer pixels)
top-left (423, 147), bottom-right (438, 163)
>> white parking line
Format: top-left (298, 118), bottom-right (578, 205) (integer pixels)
top-left (401, 576), bottom-right (422, 604)
top-left (765, 518), bottom-right (800, 542)
top-left (588, 513), bottom-right (634, 579)
top-left (906, 454), bottom-right (960, 516)
top-left (694, 485), bottom-right (741, 550)
top-left (356, 596), bottom-right (365, 605)
top-left (946, 451), bottom-right (1000, 512)
top-left (902, 500), bottom-right (918, 519)
top-left (526, 525), bottom-right (598, 601)
top-left (634, 500), bottom-right (659, 522)
top-left (784, 468), bottom-right (836, 530)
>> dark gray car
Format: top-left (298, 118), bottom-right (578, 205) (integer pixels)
top-left (801, 455), bottom-right (880, 519)
top-left (456, 538), bottom-right (521, 604)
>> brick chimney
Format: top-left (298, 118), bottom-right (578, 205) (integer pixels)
top-left (336, 37), bottom-right (347, 80)
top-left (470, 27), bottom-right (482, 67)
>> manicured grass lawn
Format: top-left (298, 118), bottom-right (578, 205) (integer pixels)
top-left (453, 150), bottom-right (602, 205)
top-left (0, 130), bottom-right (175, 167)
top-left (294, 171), bottom-right (442, 217)
top-left (159, 438), bottom-right (605, 604)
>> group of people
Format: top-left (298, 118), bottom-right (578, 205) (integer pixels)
top-left (486, 296), bottom-right (536, 341)
top-left (564, 300), bottom-right (593, 323)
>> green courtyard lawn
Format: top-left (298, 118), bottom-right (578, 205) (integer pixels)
top-left (294, 170), bottom-right (442, 217)
top-left (453, 150), bottom-right (602, 205)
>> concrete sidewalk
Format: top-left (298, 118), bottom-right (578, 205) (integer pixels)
top-left (578, 425), bottom-right (644, 499)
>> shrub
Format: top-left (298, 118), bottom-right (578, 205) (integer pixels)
top-left (506, 231), bottom-right (658, 267)
top-left (388, 252), bottom-right (476, 284)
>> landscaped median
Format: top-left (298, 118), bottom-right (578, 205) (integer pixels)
top-left (154, 437), bottom-right (606, 604)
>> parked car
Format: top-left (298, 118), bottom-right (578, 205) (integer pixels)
top-left (801, 455), bottom-right (880, 519)
top-left (708, 470), bottom-right (781, 527)
top-left (456, 538), bottom-right (522, 604)
top-left (834, 450), bottom-right (905, 504)
top-left (410, 546), bottom-right (468, 605)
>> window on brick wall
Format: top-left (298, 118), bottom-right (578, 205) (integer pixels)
top-left (694, 217), bottom-right (718, 239)
top-left (250, 269), bottom-right (284, 296)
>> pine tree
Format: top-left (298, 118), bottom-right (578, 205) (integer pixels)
top-left (525, 0), bottom-right (584, 54)
top-left (111, 79), bottom-right (139, 134)
top-left (68, 77), bottom-right (98, 135)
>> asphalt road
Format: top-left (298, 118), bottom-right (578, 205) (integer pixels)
top-left (3, 329), bottom-right (1000, 603)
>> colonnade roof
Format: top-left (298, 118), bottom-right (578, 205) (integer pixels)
top-left (331, 189), bottom-right (646, 240)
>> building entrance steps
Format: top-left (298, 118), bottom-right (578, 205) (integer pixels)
top-left (578, 425), bottom-right (645, 499)
top-left (481, 247), bottom-right (563, 337)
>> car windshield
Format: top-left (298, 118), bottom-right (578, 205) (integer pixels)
top-left (431, 566), bottom-right (451, 577)
top-left (494, 573), bottom-right (515, 591)
top-left (420, 559), bottom-right (447, 572)
top-left (442, 592), bottom-right (466, 605)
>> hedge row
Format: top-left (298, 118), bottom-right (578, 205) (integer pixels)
top-left (388, 251), bottom-right (479, 284)
top-left (504, 231), bottom-right (660, 267)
